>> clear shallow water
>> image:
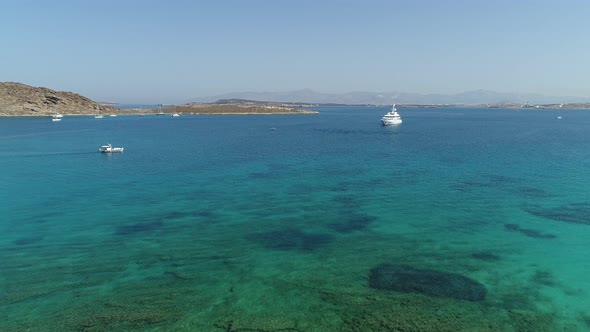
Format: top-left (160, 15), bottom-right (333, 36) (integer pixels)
top-left (1, 107), bottom-right (589, 331)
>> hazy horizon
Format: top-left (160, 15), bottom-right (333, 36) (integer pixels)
top-left (2, 0), bottom-right (589, 103)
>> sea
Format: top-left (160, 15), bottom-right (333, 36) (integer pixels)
top-left (1, 106), bottom-right (589, 331)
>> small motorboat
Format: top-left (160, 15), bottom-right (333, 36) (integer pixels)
top-left (52, 114), bottom-right (63, 122)
top-left (99, 144), bottom-right (124, 153)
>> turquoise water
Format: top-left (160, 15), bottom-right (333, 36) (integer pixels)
top-left (1, 107), bottom-right (589, 331)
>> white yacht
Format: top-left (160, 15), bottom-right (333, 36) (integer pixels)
top-left (51, 114), bottom-right (63, 122)
top-left (381, 104), bottom-right (402, 125)
top-left (99, 144), bottom-right (124, 153)
top-left (172, 113), bottom-right (180, 117)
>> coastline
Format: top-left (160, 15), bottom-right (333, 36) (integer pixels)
top-left (3, 101), bottom-right (589, 117)
top-left (0, 107), bottom-right (319, 117)
top-left (159, 104), bottom-right (319, 115)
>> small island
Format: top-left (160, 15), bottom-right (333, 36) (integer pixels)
top-left (157, 103), bottom-right (318, 115)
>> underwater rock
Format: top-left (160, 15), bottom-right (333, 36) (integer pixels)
top-left (214, 316), bottom-right (299, 332)
top-left (14, 236), bottom-right (43, 245)
top-left (328, 214), bottom-right (377, 233)
top-left (368, 264), bottom-right (487, 302)
top-left (115, 221), bottom-right (164, 235)
top-left (451, 180), bottom-right (490, 193)
top-left (458, 180), bottom-right (490, 188)
top-left (524, 203), bottom-right (590, 225)
top-left (157, 210), bottom-right (213, 220)
top-left (247, 229), bottom-right (333, 251)
top-left (487, 174), bottom-right (519, 184)
top-left (471, 251), bottom-right (501, 262)
top-left (331, 194), bottom-right (362, 208)
top-left (513, 186), bottom-right (549, 198)
top-left (504, 223), bottom-right (556, 239)
top-left (161, 211), bottom-right (189, 219)
top-left (530, 270), bottom-right (556, 286)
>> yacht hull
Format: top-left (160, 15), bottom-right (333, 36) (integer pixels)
top-left (381, 119), bottom-right (402, 125)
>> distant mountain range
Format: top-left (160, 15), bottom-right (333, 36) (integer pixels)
top-left (191, 89), bottom-right (590, 105)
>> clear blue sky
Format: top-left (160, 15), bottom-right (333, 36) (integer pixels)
top-left (1, 0), bottom-right (589, 103)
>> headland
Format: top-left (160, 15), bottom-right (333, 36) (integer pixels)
top-left (0, 82), bottom-right (118, 116)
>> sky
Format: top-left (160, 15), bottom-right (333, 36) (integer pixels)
top-left (1, 0), bottom-right (589, 103)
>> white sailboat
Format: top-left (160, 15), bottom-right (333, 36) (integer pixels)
top-left (95, 109), bottom-right (104, 118)
top-left (381, 104), bottom-right (402, 125)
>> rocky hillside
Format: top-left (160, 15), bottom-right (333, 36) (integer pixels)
top-left (0, 82), bottom-right (118, 116)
